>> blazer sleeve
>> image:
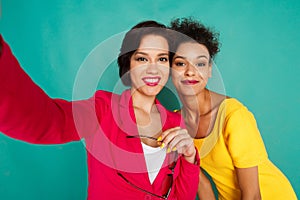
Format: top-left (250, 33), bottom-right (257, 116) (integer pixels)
top-left (0, 35), bottom-right (98, 144)
top-left (172, 149), bottom-right (200, 200)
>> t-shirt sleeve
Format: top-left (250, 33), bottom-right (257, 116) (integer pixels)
top-left (224, 103), bottom-right (268, 168)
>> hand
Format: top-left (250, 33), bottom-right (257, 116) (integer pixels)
top-left (158, 127), bottom-right (196, 163)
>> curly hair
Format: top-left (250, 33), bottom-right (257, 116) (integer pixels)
top-left (169, 17), bottom-right (220, 60)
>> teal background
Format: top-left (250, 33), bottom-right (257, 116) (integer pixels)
top-left (0, 0), bottom-right (299, 199)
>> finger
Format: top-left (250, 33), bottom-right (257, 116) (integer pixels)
top-left (168, 135), bottom-right (192, 154)
top-left (157, 126), bottom-right (181, 142)
top-left (166, 132), bottom-right (188, 150)
top-left (173, 139), bottom-right (195, 156)
top-left (163, 129), bottom-right (189, 150)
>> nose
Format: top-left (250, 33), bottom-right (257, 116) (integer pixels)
top-left (146, 63), bottom-right (159, 74)
top-left (184, 62), bottom-right (196, 76)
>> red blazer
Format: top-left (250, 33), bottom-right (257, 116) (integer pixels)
top-left (0, 36), bottom-right (199, 200)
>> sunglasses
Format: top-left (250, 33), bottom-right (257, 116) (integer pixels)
top-left (118, 135), bottom-right (178, 199)
top-left (126, 135), bottom-right (159, 141)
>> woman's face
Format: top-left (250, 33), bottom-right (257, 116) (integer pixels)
top-left (171, 42), bottom-right (211, 96)
top-left (130, 34), bottom-right (170, 97)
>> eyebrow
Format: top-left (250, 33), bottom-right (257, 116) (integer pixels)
top-left (174, 55), bottom-right (209, 60)
top-left (134, 52), bottom-right (169, 56)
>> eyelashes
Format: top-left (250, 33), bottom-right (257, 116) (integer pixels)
top-left (173, 60), bottom-right (208, 68)
top-left (136, 57), bottom-right (147, 62)
top-left (135, 57), bottom-right (169, 62)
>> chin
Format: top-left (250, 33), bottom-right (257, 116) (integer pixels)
top-left (177, 89), bottom-right (199, 97)
top-left (144, 86), bottom-right (163, 96)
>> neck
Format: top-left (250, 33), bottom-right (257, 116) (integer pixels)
top-left (179, 89), bottom-right (212, 138)
top-left (179, 89), bottom-right (211, 116)
top-left (131, 88), bottom-right (156, 113)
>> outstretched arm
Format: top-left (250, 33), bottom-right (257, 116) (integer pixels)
top-left (0, 36), bottom-right (97, 144)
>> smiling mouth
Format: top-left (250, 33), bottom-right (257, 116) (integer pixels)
top-left (142, 77), bottom-right (161, 86)
top-left (181, 80), bottom-right (199, 85)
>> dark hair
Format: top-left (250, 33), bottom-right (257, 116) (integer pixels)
top-left (169, 17), bottom-right (220, 61)
top-left (117, 20), bottom-right (170, 86)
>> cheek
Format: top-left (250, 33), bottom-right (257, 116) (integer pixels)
top-left (171, 68), bottom-right (182, 79)
top-left (171, 72), bottom-right (181, 86)
top-left (197, 68), bottom-right (210, 78)
top-left (208, 67), bottom-right (212, 77)
top-left (159, 65), bottom-right (170, 75)
top-left (129, 61), bottom-right (138, 71)
top-left (129, 69), bottom-right (140, 82)
top-left (129, 62), bottom-right (144, 73)
top-left (163, 68), bottom-right (170, 76)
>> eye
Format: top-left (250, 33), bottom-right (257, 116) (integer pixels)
top-left (196, 63), bottom-right (206, 67)
top-left (173, 58), bottom-right (188, 68)
top-left (136, 57), bottom-right (148, 62)
top-left (174, 61), bottom-right (186, 67)
top-left (159, 57), bottom-right (168, 62)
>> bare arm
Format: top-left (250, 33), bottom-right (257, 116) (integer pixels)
top-left (197, 168), bottom-right (216, 200)
top-left (236, 166), bottom-right (261, 200)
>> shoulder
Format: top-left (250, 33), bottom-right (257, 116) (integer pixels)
top-left (94, 90), bottom-right (113, 100)
top-left (93, 90), bottom-right (121, 112)
top-left (222, 98), bottom-right (258, 132)
top-left (223, 98), bottom-right (250, 117)
top-left (94, 90), bottom-right (122, 103)
top-left (219, 98), bottom-right (258, 130)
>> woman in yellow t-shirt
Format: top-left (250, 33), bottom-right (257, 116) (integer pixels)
top-left (169, 17), bottom-right (297, 200)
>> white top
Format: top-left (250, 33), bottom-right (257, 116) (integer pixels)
top-left (142, 142), bottom-right (166, 184)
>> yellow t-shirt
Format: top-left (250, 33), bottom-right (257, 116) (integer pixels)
top-left (194, 98), bottom-right (297, 200)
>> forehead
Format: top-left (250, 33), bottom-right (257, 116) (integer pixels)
top-left (176, 42), bottom-right (209, 58)
top-left (138, 34), bottom-right (169, 51)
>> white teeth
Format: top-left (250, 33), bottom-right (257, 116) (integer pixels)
top-left (144, 78), bottom-right (159, 83)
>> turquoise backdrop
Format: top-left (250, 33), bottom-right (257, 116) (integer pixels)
top-left (0, 0), bottom-right (299, 199)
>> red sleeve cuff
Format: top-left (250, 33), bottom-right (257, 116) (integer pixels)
top-left (181, 147), bottom-right (200, 168)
